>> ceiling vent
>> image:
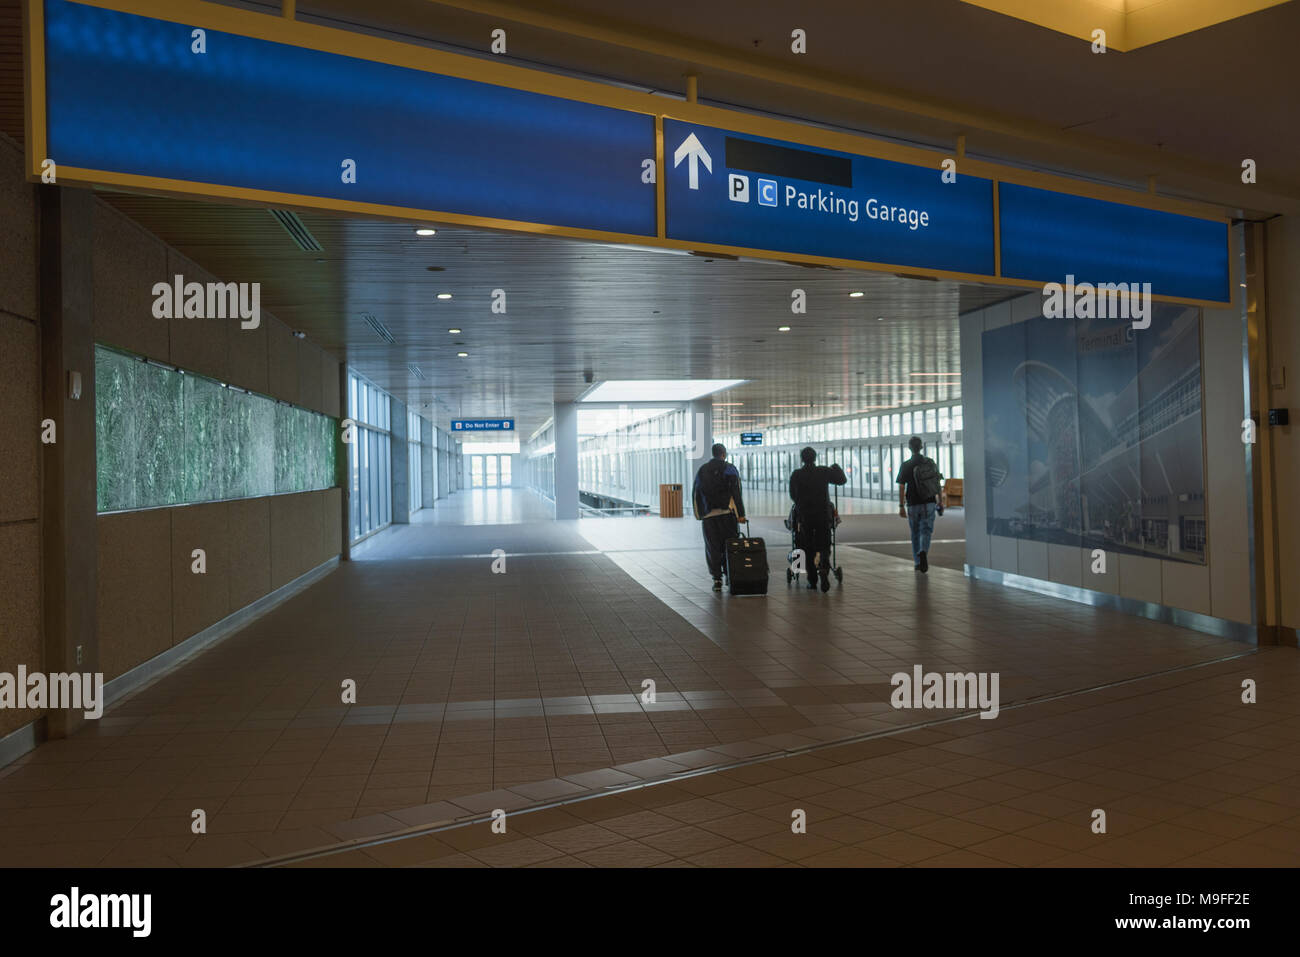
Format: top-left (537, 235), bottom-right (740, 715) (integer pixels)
top-left (360, 313), bottom-right (396, 344)
top-left (408, 364), bottom-right (425, 380)
top-left (268, 209), bottom-right (324, 251)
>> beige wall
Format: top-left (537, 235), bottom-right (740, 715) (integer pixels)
top-left (0, 136), bottom-right (42, 737)
top-left (87, 193), bottom-right (344, 683)
top-left (1265, 217), bottom-right (1300, 631)
top-left (88, 205), bottom-right (344, 680)
top-left (92, 204), bottom-right (340, 416)
top-left (0, 128), bottom-right (346, 743)
top-left (960, 283), bottom-right (1253, 626)
top-left (97, 489), bottom-right (341, 681)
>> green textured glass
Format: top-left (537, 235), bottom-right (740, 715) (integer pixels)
top-left (183, 374), bottom-right (228, 503)
top-left (133, 360), bottom-right (185, 508)
top-left (95, 348), bottom-right (138, 511)
top-left (95, 345), bottom-right (336, 512)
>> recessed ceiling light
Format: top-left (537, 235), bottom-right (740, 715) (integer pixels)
top-left (778, 325), bottom-right (791, 332)
top-left (876, 316), bottom-right (885, 321)
top-left (437, 293), bottom-right (453, 300)
top-left (448, 328), bottom-right (461, 334)
top-left (415, 228), bottom-right (436, 236)
top-left (849, 291), bottom-right (864, 298)
top-left (457, 352), bottom-right (468, 357)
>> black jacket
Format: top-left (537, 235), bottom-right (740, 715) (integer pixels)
top-left (694, 458), bottom-right (746, 520)
top-left (789, 463), bottom-right (846, 523)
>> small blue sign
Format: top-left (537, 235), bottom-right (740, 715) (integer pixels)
top-left (451, 419), bottom-right (514, 432)
top-left (43, 0), bottom-right (656, 237)
top-left (998, 183), bottom-right (1229, 303)
top-left (664, 119), bottom-right (996, 277)
top-left (740, 432), bottom-right (763, 446)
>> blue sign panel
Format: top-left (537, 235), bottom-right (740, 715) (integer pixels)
top-left (663, 120), bottom-right (996, 277)
top-left (998, 184), bottom-right (1229, 303)
top-left (451, 419), bottom-right (514, 432)
top-left (740, 432), bottom-right (763, 446)
top-left (42, 0), bottom-right (656, 236)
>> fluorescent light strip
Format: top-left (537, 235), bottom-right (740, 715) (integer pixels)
top-left (580, 379), bottom-right (746, 402)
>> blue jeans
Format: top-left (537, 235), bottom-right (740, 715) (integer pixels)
top-left (907, 503), bottom-right (937, 565)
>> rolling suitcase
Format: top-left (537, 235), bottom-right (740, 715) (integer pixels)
top-left (726, 522), bottom-right (769, 596)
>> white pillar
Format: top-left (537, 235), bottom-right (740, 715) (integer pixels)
top-left (687, 397), bottom-right (714, 487)
top-left (554, 401), bottom-right (579, 519)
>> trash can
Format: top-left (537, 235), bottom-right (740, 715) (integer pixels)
top-left (659, 484), bottom-right (683, 517)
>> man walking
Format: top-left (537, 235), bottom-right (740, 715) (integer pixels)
top-left (789, 447), bottom-right (846, 592)
top-left (897, 436), bottom-right (942, 573)
top-left (693, 443), bottom-right (747, 592)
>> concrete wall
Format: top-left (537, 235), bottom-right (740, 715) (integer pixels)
top-left (0, 136), bottom-right (42, 738)
top-left (960, 287), bottom-right (1253, 626)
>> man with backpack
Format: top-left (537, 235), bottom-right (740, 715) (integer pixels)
top-left (693, 443), bottom-right (747, 592)
top-left (789, 447), bottom-right (847, 592)
top-left (897, 436), bottom-right (943, 573)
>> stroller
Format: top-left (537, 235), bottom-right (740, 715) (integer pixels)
top-left (784, 485), bottom-right (843, 586)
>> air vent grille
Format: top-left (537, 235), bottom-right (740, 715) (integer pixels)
top-left (408, 364), bottom-right (425, 380)
top-left (268, 209), bottom-right (324, 251)
top-left (360, 313), bottom-right (396, 344)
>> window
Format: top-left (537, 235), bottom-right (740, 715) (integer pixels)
top-left (925, 408), bottom-right (938, 432)
top-left (348, 372), bottom-right (393, 541)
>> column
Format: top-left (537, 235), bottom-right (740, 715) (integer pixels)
top-left (391, 397), bottom-right (409, 524)
top-left (687, 396), bottom-right (714, 488)
top-left (39, 187), bottom-right (98, 738)
top-left (421, 418), bottom-right (435, 508)
top-left (554, 401), bottom-right (579, 519)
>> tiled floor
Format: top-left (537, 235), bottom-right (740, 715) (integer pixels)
top-left (285, 650), bottom-right (1300, 868)
top-left (0, 490), bottom-right (1278, 868)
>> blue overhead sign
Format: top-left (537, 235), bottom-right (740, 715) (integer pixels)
top-left (998, 183), bottom-right (1230, 303)
top-left (32, 0), bottom-right (1231, 305)
top-left (41, 0), bottom-right (657, 237)
top-left (663, 119), bottom-right (996, 278)
top-left (452, 419), bottom-right (514, 432)
top-left (740, 432), bottom-right (763, 446)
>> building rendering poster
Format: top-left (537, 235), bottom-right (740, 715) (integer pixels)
top-left (982, 304), bottom-right (1207, 564)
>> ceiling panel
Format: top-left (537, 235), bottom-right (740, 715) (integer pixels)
top-left (100, 190), bottom-right (1016, 437)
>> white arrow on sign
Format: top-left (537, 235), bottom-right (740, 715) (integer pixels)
top-left (673, 133), bottom-right (712, 190)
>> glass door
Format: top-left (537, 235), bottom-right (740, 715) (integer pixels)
top-left (485, 454), bottom-right (498, 488)
top-left (471, 455), bottom-right (485, 488)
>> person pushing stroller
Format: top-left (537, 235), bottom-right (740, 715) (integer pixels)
top-left (788, 447), bottom-right (846, 592)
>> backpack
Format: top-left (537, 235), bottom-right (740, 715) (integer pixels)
top-left (696, 459), bottom-right (731, 513)
top-left (912, 456), bottom-right (942, 500)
